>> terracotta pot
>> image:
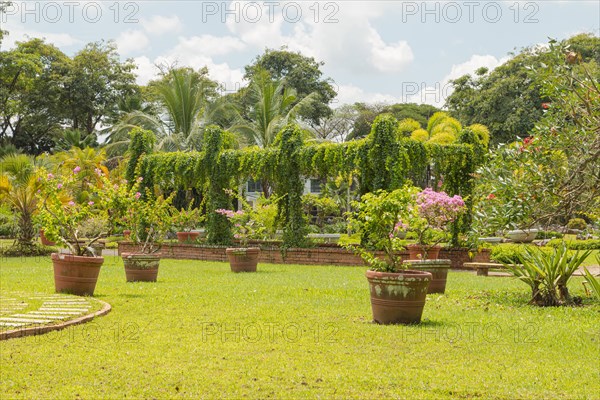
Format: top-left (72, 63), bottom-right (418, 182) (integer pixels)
top-left (365, 269), bottom-right (432, 324)
top-left (40, 229), bottom-right (55, 246)
top-left (51, 253), bottom-right (104, 296)
top-left (403, 259), bottom-right (451, 294)
top-left (226, 248), bottom-right (260, 272)
top-left (407, 244), bottom-right (441, 260)
top-left (176, 231), bottom-right (200, 243)
top-left (122, 253), bottom-right (160, 282)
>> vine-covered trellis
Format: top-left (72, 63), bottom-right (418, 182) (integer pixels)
top-left (129, 114), bottom-right (487, 247)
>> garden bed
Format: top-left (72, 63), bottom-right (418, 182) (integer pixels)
top-left (118, 241), bottom-right (490, 268)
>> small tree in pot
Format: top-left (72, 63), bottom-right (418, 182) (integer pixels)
top-left (103, 176), bottom-right (174, 282)
top-left (403, 188), bottom-right (466, 294)
top-left (345, 186), bottom-right (432, 325)
top-left (35, 167), bottom-right (109, 296)
top-left (173, 201), bottom-right (205, 243)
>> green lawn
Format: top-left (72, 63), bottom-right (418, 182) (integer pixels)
top-left (1, 256), bottom-right (599, 399)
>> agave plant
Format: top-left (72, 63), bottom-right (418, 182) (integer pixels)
top-left (582, 255), bottom-right (600, 300)
top-left (505, 241), bottom-right (591, 306)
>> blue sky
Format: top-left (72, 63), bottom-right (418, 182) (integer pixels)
top-left (2, 1), bottom-right (598, 107)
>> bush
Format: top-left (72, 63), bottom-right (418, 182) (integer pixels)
top-left (547, 239), bottom-right (600, 250)
top-left (536, 230), bottom-right (564, 239)
top-left (0, 203), bottom-right (16, 237)
top-left (491, 244), bottom-right (557, 264)
top-left (567, 218), bottom-right (587, 231)
top-left (0, 243), bottom-right (56, 257)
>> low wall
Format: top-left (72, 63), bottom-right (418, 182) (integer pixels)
top-left (118, 242), bottom-right (490, 269)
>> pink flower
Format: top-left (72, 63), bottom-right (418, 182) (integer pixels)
top-left (94, 168), bottom-right (103, 176)
top-left (68, 201), bottom-right (75, 206)
top-left (57, 183), bottom-right (63, 189)
top-left (137, 177), bottom-right (143, 182)
top-left (88, 201), bottom-right (94, 206)
top-left (134, 192), bottom-right (141, 200)
top-left (47, 173), bottom-right (54, 179)
top-left (73, 166), bottom-right (81, 174)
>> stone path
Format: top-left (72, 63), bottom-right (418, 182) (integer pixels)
top-left (0, 292), bottom-right (111, 340)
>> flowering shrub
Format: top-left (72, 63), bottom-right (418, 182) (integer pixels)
top-left (99, 175), bottom-right (173, 254)
top-left (345, 186), bottom-right (418, 272)
top-left (215, 208), bottom-right (266, 248)
top-left (173, 201), bottom-right (205, 232)
top-left (35, 167), bottom-right (108, 256)
top-left (404, 188), bottom-right (466, 257)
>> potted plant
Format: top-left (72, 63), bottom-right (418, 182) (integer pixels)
top-left (35, 167), bottom-right (108, 296)
top-left (403, 188), bottom-right (466, 294)
top-left (345, 187), bottom-right (432, 325)
top-left (173, 201), bottom-right (205, 243)
top-left (216, 206), bottom-right (266, 272)
top-left (100, 174), bottom-right (174, 282)
top-left (405, 188), bottom-right (465, 260)
top-left (118, 182), bottom-right (174, 282)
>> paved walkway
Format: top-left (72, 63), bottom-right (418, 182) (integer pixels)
top-left (0, 292), bottom-right (110, 339)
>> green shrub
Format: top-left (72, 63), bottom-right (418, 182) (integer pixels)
top-left (567, 218), bottom-right (587, 230)
top-left (547, 239), bottom-right (600, 250)
top-left (0, 203), bottom-right (16, 237)
top-left (537, 230), bottom-right (564, 239)
top-left (0, 243), bottom-right (56, 257)
top-left (491, 244), bottom-right (557, 264)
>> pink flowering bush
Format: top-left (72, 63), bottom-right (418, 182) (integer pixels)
top-left (35, 166), bottom-right (108, 256)
top-left (405, 188), bottom-right (466, 256)
top-left (216, 208), bottom-right (266, 248)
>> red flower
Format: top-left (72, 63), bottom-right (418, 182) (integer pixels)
top-left (541, 102), bottom-right (550, 109)
top-left (487, 193), bottom-right (496, 200)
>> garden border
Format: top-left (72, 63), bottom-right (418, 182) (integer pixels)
top-left (117, 242), bottom-right (490, 268)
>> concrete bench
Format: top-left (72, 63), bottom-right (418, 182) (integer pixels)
top-left (463, 262), bottom-right (516, 276)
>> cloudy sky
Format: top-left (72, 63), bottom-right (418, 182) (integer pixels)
top-left (1, 1), bottom-right (598, 107)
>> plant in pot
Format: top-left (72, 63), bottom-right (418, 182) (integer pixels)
top-left (216, 190), bottom-right (268, 272)
top-left (35, 167), bottom-right (108, 296)
top-left (173, 201), bottom-right (205, 243)
top-left (345, 186), bottom-right (432, 325)
top-left (403, 188), bottom-right (466, 294)
top-left (119, 185), bottom-right (174, 283)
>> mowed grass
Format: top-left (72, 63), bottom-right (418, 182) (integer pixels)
top-left (0, 256), bottom-right (599, 399)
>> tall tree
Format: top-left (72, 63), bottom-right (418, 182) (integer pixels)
top-left (446, 33), bottom-right (600, 146)
top-left (0, 38), bottom-right (69, 154)
top-left (62, 41), bottom-right (138, 140)
top-left (243, 48), bottom-right (336, 127)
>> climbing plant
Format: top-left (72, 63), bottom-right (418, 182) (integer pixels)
top-left (125, 128), bottom-right (155, 185)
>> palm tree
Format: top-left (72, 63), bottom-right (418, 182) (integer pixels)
top-left (233, 69), bottom-right (316, 148)
top-left (0, 154), bottom-right (45, 247)
top-left (106, 68), bottom-right (228, 155)
top-left (232, 70), bottom-right (317, 197)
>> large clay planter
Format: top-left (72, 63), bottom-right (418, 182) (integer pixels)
top-left (51, 253), bottom-right (104, 296)
top-left (176, 231), bottom-right (200, 243)
top-left (403, 259), bottom-right (451, 294)
top-left (365, 269), bottom-right (432, 324)
top-left (40, 229), bottom-right (55, 246)
top-left (226, 248), bottom-right (260, 272)
top-left (122, 253), bottom-right (160, 282)
top-left (506, 229), bottom-right (538, 243)
top-left (407, 244), bottom-right (441, 260)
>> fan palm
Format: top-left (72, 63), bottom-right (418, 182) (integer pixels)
top-left (0, 154), bottom-right (48, 246)
top-left (106, 68), bottom-right (229, 155)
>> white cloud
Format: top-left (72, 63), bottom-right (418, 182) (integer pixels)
top-left (335, 84), bottom-right (399, 106)
top-left (141, 15), bottom-right (183, 36)
top-left (132, 56), bottom-right (159, 85)
top-left (1, 22), bottom-right (81, 49)
top-left (407, 54), bottom-right (511, 107)
top-left (115, 30), bottom-right (149, 55)
top-left (172, 35), bottom-right (246, 57)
